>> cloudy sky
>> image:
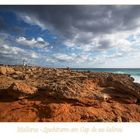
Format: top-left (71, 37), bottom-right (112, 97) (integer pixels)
top-left (0, 5), bottom-right (140, 68)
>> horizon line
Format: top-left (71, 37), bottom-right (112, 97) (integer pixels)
top-left (0, 64), bottom-right (140, 69)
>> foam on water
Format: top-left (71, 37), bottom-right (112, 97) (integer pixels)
top-left (133, 75), bottom-right (140, 83)
top-left (114, 71), bottom-right (125, 74)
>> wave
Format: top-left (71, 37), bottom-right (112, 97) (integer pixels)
top-left (114, 71), bottom-right (140, 76)
top-left (114, 71), bottom-right (125, 74)
top-left (132, 75), bottom-right (140, 83)
top-left (73, 68), bottom-right (140, 83)
top-left (131, 73), bottom-right (140, 76)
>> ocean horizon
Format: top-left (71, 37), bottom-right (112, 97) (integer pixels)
top-left (72, 68), bottom-right (140, 83)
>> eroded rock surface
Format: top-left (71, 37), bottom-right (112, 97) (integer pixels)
top-left (0, 65), bottom-right (140, 122)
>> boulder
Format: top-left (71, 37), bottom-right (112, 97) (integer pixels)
top-left (0, 67), bottom-right (7, 75)
top-left (15, 71), bottom-right (23, 75)
top-left (107, 74), bottom-right (140, 100)
top-left (8, 82), bottom-right (38, 99)
top-left (24, 74), bottom-right (29, 80)
top-left (0, 66), bottom-right (15, 75)
top-left (6, 67), bottom-right (15, 75)
top-left (12, 71), bottom-right (23, 80)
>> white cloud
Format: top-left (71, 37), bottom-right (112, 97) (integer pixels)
top-left (53, 53), bottom-right (74, 62)
top-left (64, 27), bottom-right (139, 58)
top-left (16, 36), bottom-right (49, 48)
top-left (46, 58), bottom-right (57, 63)
top-left (19, 14), bottom-right (46, 30)
top-left (31, 52), bottom-right (38, 58)
top-left (0, 35), bottom-right (41, 65)
top-left (64, 40), bottom-right (75, 48)
top-left (16, 37), bottom-right (36, 47)
top-left (37, 37), bottom-right (44, 42)
top-left (45, 53), bottom-right (92, 65)
top-left (0, 44), bottom-right (25, 55)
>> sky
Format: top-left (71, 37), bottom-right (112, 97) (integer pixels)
top-left (0, 5), bottom-right (140, 68)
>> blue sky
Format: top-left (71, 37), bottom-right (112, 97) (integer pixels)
top-left (0, 6), bottom-right (140, 68)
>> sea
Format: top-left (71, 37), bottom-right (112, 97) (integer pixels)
top-left (72, 68), bottom-right (140, 83)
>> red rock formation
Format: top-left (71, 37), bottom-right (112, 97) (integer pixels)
top-left (0, 65), bottom-right (140, 122)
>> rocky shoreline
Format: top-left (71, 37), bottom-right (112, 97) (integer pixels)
top-left (0, 65), bottom-right (140, 122)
